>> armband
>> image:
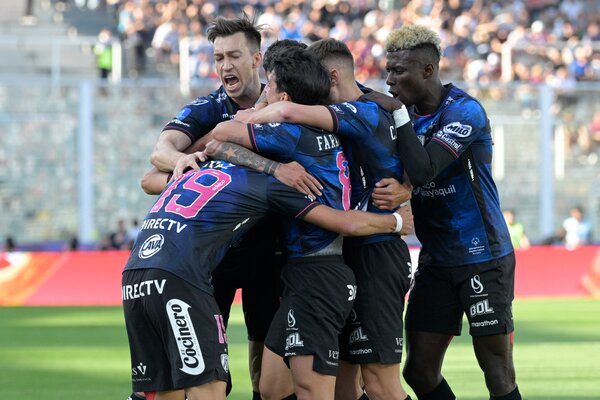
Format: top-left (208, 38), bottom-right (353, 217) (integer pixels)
top-left (393, 105), bottom-right (410, 128)
top-left (393, 212), bottom-right (403, 233)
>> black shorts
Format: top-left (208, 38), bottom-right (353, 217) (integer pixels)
top-left (405, 252), bottom-right (516, 337)
top-left (340, 238), bottom-right (411, 364)
top-left (264, 256), bottom-right (356, 376)
top-left (212, 217), bottom-right (284, 342)
top-left (122, 269), bottom-right (229, 392)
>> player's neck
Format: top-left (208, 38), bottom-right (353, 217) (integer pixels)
top-left (335, 80), bottom-right (363, 103)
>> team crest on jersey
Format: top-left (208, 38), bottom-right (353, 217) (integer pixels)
top-left (139, 234), bottom-right (164, 259)
top-left (442, 122), bottom-right (472, 137)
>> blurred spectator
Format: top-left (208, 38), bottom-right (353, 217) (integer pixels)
top-left (126, 218), bottom-right (141, 250)
top-left (563, 205), bottom-right (593, 249)
top-left (94, 28), bottom-right (113, 80)
top-left (3, 237), bottom-right (16, 252)
top-left (503, 209), bottom-right (531, 250)
top-left (108, 219), bottom-right (129, 250)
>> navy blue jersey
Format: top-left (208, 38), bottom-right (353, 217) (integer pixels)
top-left (328, 99), bottom-right (404, 245)
top-left (249, 122), bottom-right (351, 258)
top-left (123, 160), bottom-right (318, 294)
top-left (163, 85), bottom-right (264, 142)
top-left (410, 84), bottom-right (513, 266)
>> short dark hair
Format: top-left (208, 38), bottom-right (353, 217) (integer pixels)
top-left (307, 38), bottom-right (354, 71)
top-left (206, 13), bottom-right (262, 52)
top-left (263, 39), bottom-right (307, 73)
top-left (270, 48), bottom-right (330, 106)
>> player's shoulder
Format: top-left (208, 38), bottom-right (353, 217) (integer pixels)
top-left (443, 85), bottom-right (487, 126)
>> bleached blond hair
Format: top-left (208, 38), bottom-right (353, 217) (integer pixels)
top-left (385, 25), bottom-right (443, 59)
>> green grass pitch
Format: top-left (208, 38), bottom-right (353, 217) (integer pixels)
top-left (1, 298), bottom-right (599, 399)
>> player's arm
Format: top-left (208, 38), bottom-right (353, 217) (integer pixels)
top-left (243, 101), bottom-right (335, 132)
top-left (391, 106), bottom-right (456, 186)
top-left (204, 139), bottom-right (322, 197)
top-left (211, 120), bottom-right (254, 148)
top-left (150, 129), bottom-right (193, 172)
top-left (142, 134), bottom-right (213, 194)
top-left (302, 202), bottom-right (413, 237)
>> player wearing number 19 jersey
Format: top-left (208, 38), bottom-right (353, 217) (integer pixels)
top-left (122, 160), bottom-right (403, 398)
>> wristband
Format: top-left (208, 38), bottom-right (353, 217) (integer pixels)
top-left (399, 200), bottom-right (410, 208)
top-left (393, 212), bottom-right (403, 233)
top-left (393, 105), bottom-right (410, 128)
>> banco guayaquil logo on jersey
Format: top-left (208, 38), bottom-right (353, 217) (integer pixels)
top-left (139, 234), bottom-right (164, 259)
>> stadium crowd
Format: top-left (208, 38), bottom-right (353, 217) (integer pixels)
top-left (100, 0), bottom-right (600, 85)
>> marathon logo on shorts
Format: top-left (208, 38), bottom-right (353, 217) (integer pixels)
top-left (166, 299), bottom-right (205, 375)
top-left (471, 319), bottom-right (499, 328)
top-left (138, 234), bottom-right (164, 259)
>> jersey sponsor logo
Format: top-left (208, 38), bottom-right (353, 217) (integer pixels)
top-left (220, 354), bottom-right (229, 373)
top-left (140, 218), bottom-right (188, 233)
top-left (132, 362), bottom-right (147, 376)
top-left (316, 133), bottom-right (341, 151)
top-left (190, 99), bottom-right (209, 106)
top-left (268, 122), bottom-right (281, 127)
top-left (414, 181), bottom-right (457, 198)
top-left (348, 348), bottom-right (372, 355)
top-left (347, 284), bottom-right (357, 301)
top-left (122, 279), bottom-right (166, 300)
top-left (471, 319), bottom-right (499, 328)
top-left (435, 131), bottom-right (462, 152)
top-left (287, 309), bottom-right (297, 328)
top-left (330, 104), bottom-right (343, 114)
top-left (168, 118), bottom-right (191, 128)
top-left (442, 122), bottom-right (472, 137)
top-left (233, 217), bottom-right (250, 231)
top-left (470, 299), bottom-right (494, 317)
top-left (166, 299), bottom-right (205, 375)
top-left (138, 234), bottom-right (164, 259)
top-left (349, 327), bottom-right (368, 344)
top-left (176, 107), bottom-right (192, 120)
top-left (285, 332), bottom-right (304, 350)
top-left (470, 275), bottom-right (484, 294)
top-left (468, 238), bottom-right (486, 256)
top-left (342, 102), bottom-right (357, 113)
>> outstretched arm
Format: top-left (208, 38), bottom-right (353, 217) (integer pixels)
top-left (302, 205), bottom-right (413, 237)
top-left (240, 101), bottom-right (335, 132)
top-left (204, 139), bottom-right (322, 197)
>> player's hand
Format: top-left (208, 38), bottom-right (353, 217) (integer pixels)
top-left (233, 108), bottom-right (256, 123)
top-left (372, 178), bottom-right (412, 210)
top-left (394, 203), bottom-right (414, 236)
top-left (274, 161), bottom-right (323, 198)
top-left (173, 152), bottom-right (203, 179)
top-left (361, 90), bottom-right (404, 113)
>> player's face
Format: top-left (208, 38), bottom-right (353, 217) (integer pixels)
top-left (385, 50), bottom-right (427, 107)
top-left (265, 71), bottom-right (285, 104)
top-left (213, 32), bottom-right (261, 101)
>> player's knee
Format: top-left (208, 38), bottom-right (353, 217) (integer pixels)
top-left (482, 364), bottom-right (516, 395)
top-left (403, 362), bottom-right (438, 392)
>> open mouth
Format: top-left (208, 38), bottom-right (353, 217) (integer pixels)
top-left (224, 75), bottom-right (239, 89)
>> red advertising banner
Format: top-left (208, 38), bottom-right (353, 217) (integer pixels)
top-left (1, 246), bottom-right (599, 306)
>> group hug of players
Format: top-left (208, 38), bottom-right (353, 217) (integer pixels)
top-left (122, 13), bottom-right (522, 400)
